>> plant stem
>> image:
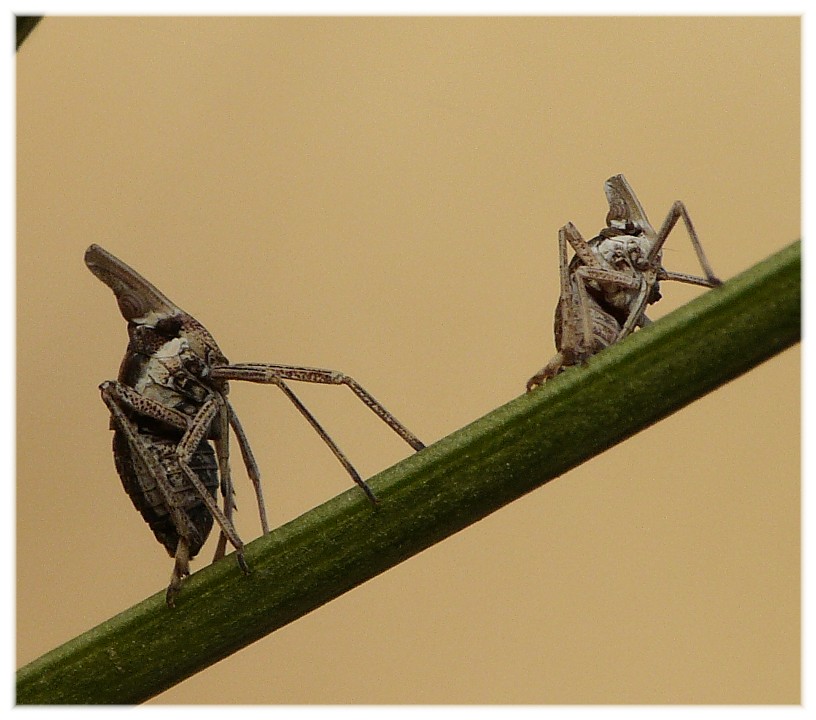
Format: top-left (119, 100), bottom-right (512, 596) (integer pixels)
top-left (17, 241), bottom-right (800, 704)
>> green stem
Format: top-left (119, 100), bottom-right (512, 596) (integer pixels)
top-left (17, 241), bottom-right (800, 704)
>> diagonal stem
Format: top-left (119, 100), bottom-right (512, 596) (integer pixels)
top-left (16, 241), bottom-right (800, 705)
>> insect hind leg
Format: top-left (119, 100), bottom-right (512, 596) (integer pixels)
top-left (175, 397), bottom-right (248, 564)
top-left (166, 537), bottom-right (192, 607)
top-left (650, 200), bottom-right (721, 285)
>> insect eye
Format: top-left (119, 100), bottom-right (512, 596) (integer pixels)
top-left (154, 316), bottom-right (183, 338)
top-left (183, 355), bottom-right (207, 377)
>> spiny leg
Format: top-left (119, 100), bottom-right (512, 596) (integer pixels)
top-left (214, 399), bottom-right (271, 562)
top-left (527, 221), bottom-right (632, 389)
top-left (215, 400), bottom-right (234, 523)
top-left (559, 224), bottom-right (589, 362)
top-left (100, 380), bottom-right (190, 433)
top-left (105, 380), bottom-right (248, 572)
top-left (562, 222), bottom-right (634, 359)
top-left (175, 397), bottom-right (249, 574)
top-left (223, 375), bottom-right (378, 505)
top-left (166, 537), bottom-right (192, 607)
top-left (616, 274), bottom-right (655, 340)
top-left (212, 398), bottom-right (236, 563)
top-left (567, 224), bottom-right (641, 354)
top-left (100, 382), bottom-right (201, 546)
top-left (340, 376), bottom-right (425, 451)
top-left (228, 400), bottom-right (269, 532)
top-left (211, 364), bottom-right (424, 452)
top-left (659, 268), bottom-right (721, 288)
top-left (572, 264), bottom-right (644, 342)
top-left (527, 224), bottom-right (578, 390)
top-left (101, 382), bottom-right (206, 605)
top-left (208, 363), bottom-right (426, 504)
top-left (275, 377), bottom-right (378, 504)
top-left (649, 200), bottom-right (721, 285)
top-left (561, 221), bottom-right (612, 271)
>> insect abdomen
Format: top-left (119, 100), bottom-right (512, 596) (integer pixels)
top-left (583, 303), bottom-right (621, 352)
top-left (112, 431), bottom-right (219, 558)
top-left (554, 294), bottom-right (621, 356)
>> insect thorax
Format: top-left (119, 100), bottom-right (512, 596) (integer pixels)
top-left (593, 230), bottom-right (663, 311)
top-left (118, 314), bottom-right (227, 425)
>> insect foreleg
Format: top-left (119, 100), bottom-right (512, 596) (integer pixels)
top-left (616, 276), bottom-right (654, 340)
top-left (222, 369), bottom-right (380, 504)
top-left (339, 376), bottom-right (425, 451)
top-left (209, 363), bottom-right (427, 504)
top-left (526, 224), bottom-right (578, 389)
top-left (572, 264), bottom-right (642, 341)
top-left (100, 383), bottom-right (204, 606)
top-left (100, 382), bottom-right (200, 542)
top-left (561, 223), bottom-right (600, 361)
top-left (99, 381), bottom-right (190, 433)
top-left (555, 224), bottom-right (577, 353)
top-left (561, 221), bottom-right (609, 270)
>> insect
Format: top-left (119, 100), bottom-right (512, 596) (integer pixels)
top-left (527, 174), bottom-right (722, 390)
top-left (85, 244), bottom-right (425, 606)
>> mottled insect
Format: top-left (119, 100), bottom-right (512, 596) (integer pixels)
top-left (527, 174), bottom-right (722, 390)
top-left (85, 245), bottom-right (425, 605)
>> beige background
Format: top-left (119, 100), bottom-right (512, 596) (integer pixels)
top-left (17, 17), bottom-right (799, 704)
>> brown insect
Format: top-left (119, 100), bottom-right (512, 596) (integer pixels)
top-left (85, 244), bottom-right (425, 605)
top-left (527, 174), bottom-right (722, 390)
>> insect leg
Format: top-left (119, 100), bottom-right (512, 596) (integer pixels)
top-left (572, 265), bottom-right (647, 342)
top-left (658, 268), bottom-right (721, 288)
top-left (562, 221), bottom-right (608, 269)
top-left (99, 381), bottom-right (190, 432)
top-left (212, 398), bottom-right (236, 563)
top-left (527, 224), bottom-right (578, 389)
top-left (227, 401), bottom-right (269, 533)
top-left (277, 377), bottom-right (379, 504)
top-left (209, 363), bottom-right (425, 503)
top-left (166, 537), bottom-right (191, 607)
top-left (562, 222), bottom-right (631, 357)
top-left (616, 277), bottom-right (654, 340)
top-left (558, 224), bottom-right (587, 358)
top-left (175, 397), bottom-right (249, 573)
top-left (213, 397), bottom-right (272, 562)
top-left (100, 382), bottom-right (204, 606)
top-left (211, 363), bottom-right (425, 452)
top-left (228, 371), bottom-right (380, 503)
top-left (100, 382), bottom-right (201, 545)
top-left (649, 200), bottom-right (721, 285)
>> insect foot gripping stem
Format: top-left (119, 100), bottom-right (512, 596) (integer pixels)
top-left (526, 175), bottom-right (722, 391)
top-left (86, 244), bottom-right (425, 605)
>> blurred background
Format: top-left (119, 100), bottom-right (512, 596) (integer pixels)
top-left (17, 17), bottom-right (799, 703)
